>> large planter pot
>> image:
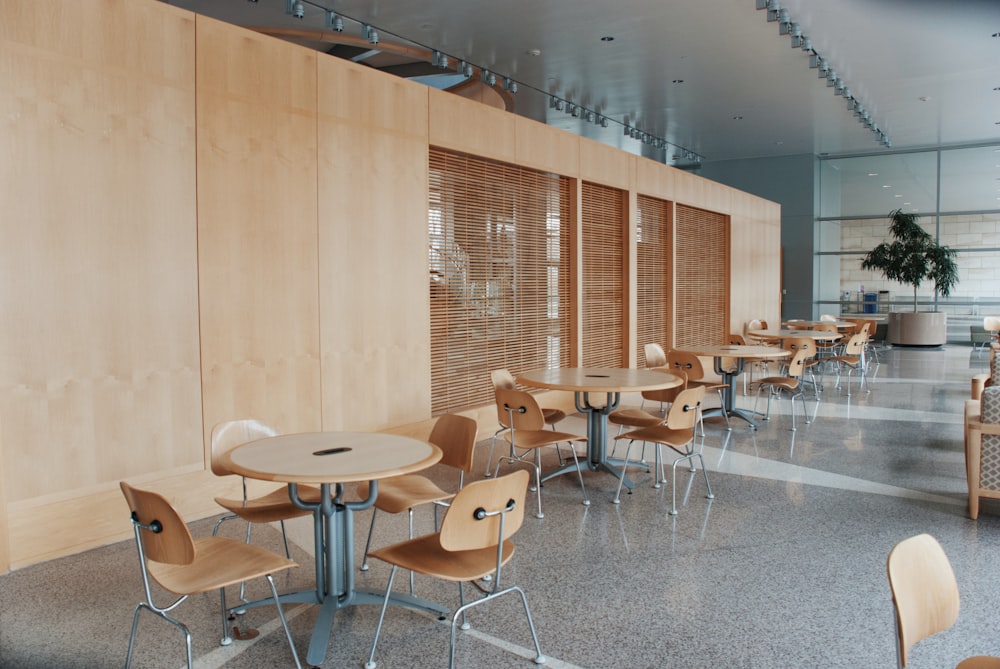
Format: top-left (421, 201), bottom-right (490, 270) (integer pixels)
top-left (887, 311), bottom-right (947, 346)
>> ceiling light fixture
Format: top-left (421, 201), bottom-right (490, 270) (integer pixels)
top-left (326, 12), bottom-right (343, 32)
top-left (756, 0), bottom-right (889, 148)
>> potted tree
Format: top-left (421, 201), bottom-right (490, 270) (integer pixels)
top-left (860, 209), bottom-right (958, 346)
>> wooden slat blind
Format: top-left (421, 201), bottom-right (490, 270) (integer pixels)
top-left (674, 205), bottom-right (728, 347)
top-left (581, 181), bottom-right (626, 367)
top-left (636, 195), bottom-right (671, 364)
top-left (428, 148), bottom-right (571, 414)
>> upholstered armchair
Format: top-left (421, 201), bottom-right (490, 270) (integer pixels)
top-left (965, 386), bottom-right (1000, 519)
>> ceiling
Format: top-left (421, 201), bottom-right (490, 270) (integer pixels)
top-left (167, 0), bottom-right (1000, 175)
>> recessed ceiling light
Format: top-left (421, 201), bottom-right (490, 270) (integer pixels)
top-left (672, 79), bottom-right (684, 84)
top-left (882, 184), bottom-right (892, 189)
top-left (918, 96), bottom-right (930, 102)
top-left (894, 194), bottom-right (902, 198)
top-left (600, 36), bottom-right (614, 42)
top-left (732, 115), bottom-right (744, 120)
top-left (867, 172), bottom-right (879, 176)
top-left (526, 48), bottom-right (541, 56)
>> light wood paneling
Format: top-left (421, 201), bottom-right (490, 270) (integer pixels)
top-left (317, 57), bottom-right (431, 431)
top-left (0, 0), bottom-right (201, 566)
top-left (515, 116), bottom-right (580, 175)
top-left (196, 17), bottom-right (322, 441)
top-left (0, 0), bottom-right (782, 570)
top-left (428, 87), bottom-right (517, 163)
top-left (579, 137), bottom-right (632, 189)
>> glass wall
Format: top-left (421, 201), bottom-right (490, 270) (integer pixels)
top-left (817, 144), bottom-right (1000, 326)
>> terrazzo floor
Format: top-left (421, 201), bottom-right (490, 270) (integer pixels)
top-left (2, 344), bottom-right (999, 669)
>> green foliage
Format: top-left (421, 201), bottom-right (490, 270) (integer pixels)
top-left (859, 209), bottom-right (958, 311)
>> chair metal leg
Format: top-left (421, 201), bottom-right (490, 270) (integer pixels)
top-left (124, 603), bottom-right (194, 669)
top-left (364, 566), bottom-right (399, 669)
top-left (612, 440), bottom-right (637, 504)
top-left (448, 585), bottom-right (546, 669)
top-left (360, 508), bottom-right (379, 571)
top-left (265, 573), bottom-right (303, 669)
top-left (567, 445), bottom-right (591, 507)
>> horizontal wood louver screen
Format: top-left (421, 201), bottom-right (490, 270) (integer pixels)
top-left (581, 181), bottom-right (626, 367)
top-left (674, 205), bottom-right (728, 348)
top-left (636, 195), bottom-right (671, 365)
top-left (428, 148), bottom-right (571, 414)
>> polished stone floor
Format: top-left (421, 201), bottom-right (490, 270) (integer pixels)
top-left (2, 344), bottom-right (999, 669)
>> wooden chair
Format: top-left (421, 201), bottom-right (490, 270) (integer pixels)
top-left (784, 336), bottom-right (822, 397)
top-left (965, 387), bottom-right (1000, 519)
top-left (493, 387), bottom-right (589, 518)
top-left (611, 386), bottom-right (713, 515)
top-left (210, 419), bottom-right (319, 558)
top-left (752, 347), bottom-right (812, 430)
top-left (358, 413), bottom-right (478, 593)
top-left (643, 342), bottom-right (668, 368)
top-left (666, 350), bottom-right (730, 431)
top-left (887, 533), bottom-right (1000, 668)
top-left (120, 482), bottom-right (302, 669)
top-left (363, 470), bottom-right (545, 669)
top-left (827, 332), bottom-right (870, 396)
top-left (729, 332), bottom-right (769, 394)
top-left (484, 368), bottom-right (567, 477)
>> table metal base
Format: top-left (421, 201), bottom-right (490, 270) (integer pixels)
top-left (231, 482), bottom-right (449, 667)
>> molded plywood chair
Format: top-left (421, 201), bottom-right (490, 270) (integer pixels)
top-left (210, 419), bottom-right (318, 558)
top-left (965, 387), bottom-right (1000, 519)
top-left (666, 350), bottom-right (730, 431)
top-left (643, 342), bottom-right (668, 369)
top-left (358, 413), bottom-right (478, 592)
top-left (120, 481), bottom-right (302, 669)
top-left (612, 385), bottom-right (712, 515)
top-left (493, 388), bottom-right (590, 518)
top-left (485, 369), bottom-right (568, 476)
top-left (363, 470), bottom-right (545, 669)
top-left (887, 533), bottom-right (1000, 668)
top-left (752, 347), bottom-right (812, 430)
top-left (827, 333), bottom-right (870, 396)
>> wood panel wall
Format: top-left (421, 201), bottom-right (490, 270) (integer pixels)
top-left (0, 0), bottom-right (781, 571)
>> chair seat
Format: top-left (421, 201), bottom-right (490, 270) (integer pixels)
top-left (542, 408), bottom-right (567, 425)
top-left (148, 536), bottom-right (297, 596)
top-left (357, 475), bottom-right (452, 514)
top-left (829, 354), bottom-right (862, 368)
top-left (504, 429), bottom-right (586, 450)
top-left (757, 376), bottom-right (800, 392)
top-left (214, 485), bottom-right (319, 524)
top-left (608, 407), bottom-right (664, 428)
top-left (957, 657), bottom-right (1000, 669)
top-left (616, 425), bottom-right (696, 452)
top-left (368, 533), bottom-right (515, 582)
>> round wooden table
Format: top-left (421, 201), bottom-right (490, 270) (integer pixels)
top-left (749, 328), bottom-right (844, 343)
top-left (672, 345), bottom-right (790, 428)
top-left (225, 431), bottom-right (442, 667)
top-left (516, 367), bottom-right (683, 489)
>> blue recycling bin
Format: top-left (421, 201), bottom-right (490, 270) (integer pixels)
top-left (863, 292), bottom-right (877, 313)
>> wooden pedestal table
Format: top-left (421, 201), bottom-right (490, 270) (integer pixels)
top-left (516, 367), bottom-right (683, 491)
top-left (224, 431), bottom-right (443, 667)
top-left (672, 345), bottom-right (790, 429)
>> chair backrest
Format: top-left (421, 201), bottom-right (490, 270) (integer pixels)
top-left (784, 348), bottom-right (809, 379)
top-left (120, 481), bottom-right (196, 566)
top-left (729, 333), bottom-right (748, 345)
top-left (667, 350), bottom-right (706, 382)
top-left (644, 342), bottom-right (667, 368)
top-left (490, 368), bottom-right (517, 391)
top-left (784, 337), bottom-right (815, 358)
top-left (984, 316), bottom-right (1000, 333)
top-left (494, 388), bottom-right (547, 431)
top-left (439, 470), bottom-right (529, 552)
top-left (665, 385), bottom-right (705, 431)
top-left (887, 534), bottom-right (961, 668)
top-left (210, 419), bottom-right (278, 477)
top-left (842, 333), bottom-right (866, 355)
top-left (819, 314), bottom-right (837, 322)
top-left (812, 322), bottom-right (838, 333)
top-left (430, 413), bottom-right (478, 473)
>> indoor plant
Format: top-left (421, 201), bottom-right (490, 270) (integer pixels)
top-left (860, 209), bottom-right (959, 345)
